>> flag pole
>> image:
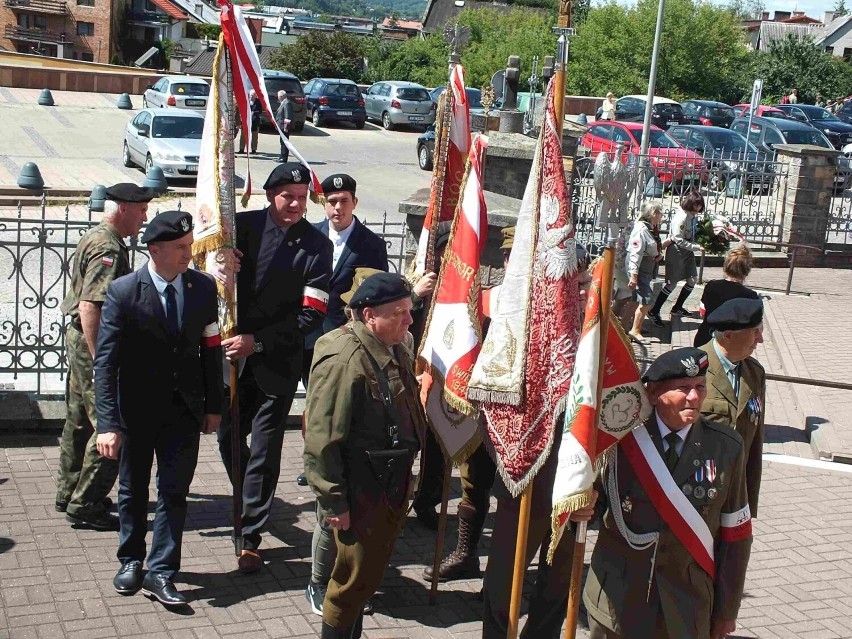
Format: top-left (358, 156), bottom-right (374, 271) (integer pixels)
top-left (429, 461), bottom-right (453, 604)
top-left (507, 483), bottom-right (533, 639)
top-left (563, 246), bottom-right (615, 639)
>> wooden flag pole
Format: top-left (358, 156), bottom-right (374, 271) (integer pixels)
top-left (563, 247), bottom-right (615, 639)
top-left (429, 459), bottom-right (453, 604)
top-left (507, 482), bottom-right (534, 639)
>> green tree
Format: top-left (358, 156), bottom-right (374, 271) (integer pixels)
top-left (725, 0), bottom-right (765, 20)
top-left (834, 0), bottom-right (848, 17)
top-left (269, 31), bottom-right (366, 81)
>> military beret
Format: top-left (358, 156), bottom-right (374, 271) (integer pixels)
top-left (349, 272), bottom-right (412, 309)
top-left (321, 173), bottom-right (356, 195)
top-left (105, 182), bottom-right (154, 203)
top-left (642, 347), bottom-right (709, 383)
top-left (501, 226), bottom-right (515, 251)
top-left (141, 210), bottom-right (193, 244)
top-left (340, 267), bottom-right (385, 306)
top-left (706, 297), bottom-right (763, 332)
top-left (263, 162), bottom-right (311, 190)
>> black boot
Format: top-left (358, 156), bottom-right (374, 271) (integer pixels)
top-left (422, 504), bottom-right (482, 582)
top-left (321, 613), bottom-right (363, 638)
top-left (670, 284), bottom-right (695, 315)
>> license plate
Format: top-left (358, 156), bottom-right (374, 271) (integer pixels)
top-left (836, 174), bottom-right (847, 183)
top-left (683, 174), bottom-right (700, 181)
top-left (409, 115), bottom-right (424, 122)
top-left (338, 111), bottom-right (352, 116)
top-left (186, 165), bottom-right (198, 172)
top-left (186, 100), bottom-right (205, 107)
top-left (667, 120), bottom-right (678, 126)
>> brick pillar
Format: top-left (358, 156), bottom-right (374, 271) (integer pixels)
top-left (773, 144), bottom-right (837, 265)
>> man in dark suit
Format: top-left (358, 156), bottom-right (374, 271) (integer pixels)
top-left (94, 211), bottom-right (223, 607)
top-left (218, 162), bottom-right (333, 573)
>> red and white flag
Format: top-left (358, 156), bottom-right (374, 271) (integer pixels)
top-left (413, 64), bottom-right (470, 276)
top-left (549, 257), bottom-right (652, 559)
top-left (418, 135), bottom-right (487, 463)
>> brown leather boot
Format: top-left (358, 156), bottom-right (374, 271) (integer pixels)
top-left (422, 504), bottom-right (482, 582)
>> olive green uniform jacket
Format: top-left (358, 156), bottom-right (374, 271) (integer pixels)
top-left (699, 341), bottom-right (766, 517)
top-left (583, 415), bottom-right (752, 639)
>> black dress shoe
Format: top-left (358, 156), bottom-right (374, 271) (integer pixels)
top-left (56, 496), bottom-right (113, 513)
top-left (141, 573), bottom-right (187, 607)
top-left (65, 510), bottom-right (119, 531)
top-left (113, 561), bottom-right (143, 595)
top-left (296, 473), bottom-right (309, 486)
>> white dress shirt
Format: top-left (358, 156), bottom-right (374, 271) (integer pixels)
top-left (328, 220), bottom-right (355, 271)
top-left (656, 411), bottom-right (691, 457)
top-left (147, 261), bottom-right (183, 329)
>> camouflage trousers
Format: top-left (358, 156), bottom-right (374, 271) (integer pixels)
top-left (55, 326), bottom-right (118, 515)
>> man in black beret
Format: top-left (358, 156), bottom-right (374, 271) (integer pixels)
top-left (56, 182), bottom-right (155, 532)
top-left (218, 162), bottom-right (333, 573)
top-left (699, 297), bottom-right (766, 519)
top-left (574, 346), bottom-right (752, 639)
top-left (304, 271), bottom-right (425, 638)
top-left (301, 172), bottom-right (389, 615)
top-left (94, 210), bottom-right (223, 607)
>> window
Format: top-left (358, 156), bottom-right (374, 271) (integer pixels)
top-left (844, 47), bottom-right (852, 62)
top-left (34, 15), bottom-right (47, 28)
top-left (669, 128), bottom-right (688, 144)
top-left (611, 127), bottom-right (632, 145)
top-left (77, 0), bottom-right (95, 5)
top-left (764, 127), bottom-right (784, 147)
top-left (379, 84), bottom-right (391, 97)
top-left (77, 22), bottom-right (94, 36)
top-left (81, 52), bottom-right (93, 61)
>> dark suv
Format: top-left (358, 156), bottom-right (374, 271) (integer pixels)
top-left (613, 95), bottom-right (687, 130)
top-left (304, 78), bottom-right (367, 128)
top-left (260, 69), bottom-right (306, 132)
top-left (681, 100), bottom-right (735, 128)
top-left (773, 103), bottom-right (852, 150)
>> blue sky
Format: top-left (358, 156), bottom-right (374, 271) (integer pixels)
top-left (600, 0), bottom-right (839, 21)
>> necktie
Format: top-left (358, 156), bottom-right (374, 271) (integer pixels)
top-left (664, 432), bottom-right (681, 471)
top-left (165, 284), bottom-right (179, 336)
top-left (256, 227), bottom-right (283, 287)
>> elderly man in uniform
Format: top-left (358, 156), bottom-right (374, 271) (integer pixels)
top-left (576, 347), bottom-right (752, 639)
top-left (94, 211), bottom-right (223, 606)
top-left (218, 162), bottom-right (333, 573)
top-left (56, 182), bottom-right (154, 531)
top-left (304, 272), bottom-right (426, 639)
top-left (699, 298), bottom-right (766, 518)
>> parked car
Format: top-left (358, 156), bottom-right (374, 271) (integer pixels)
top-left (773, 103), bottom-right (852, 150)
top-left (668, 125), bottom-right (775, 194)
top-left (581, 121), bottom-right (706, 188)
top-left (303, 78), bottom-right (366, 128)
top-left (680, 100), bottom-right (735, 128)
top-left (416, 124), bottom-right (435, 170)
top-left (259, 69), bottom-right (306, 132)
top-left (365, 81), bottom-right (435, 130)
top-left (730, 116), bottom-right (852, 191)
top-left (610, 95), bottom-right (687, 130)
top-left (142, 76), bottom-right (209, 111)
top-left (123, 108), bottom-right (203, 179)
top-left (733, 104), bottom-right (787, 119)
top-left (429, 85), bottom-right (490, 116)
top-left (835, 100), bottom-right (852, 124)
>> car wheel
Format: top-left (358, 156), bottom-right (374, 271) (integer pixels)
top-left (122, 141), bottom-right (134, 168)
top-left (312, 109), bottom-right (323, 127)
top-left (145, 155), bottom-right (154, 175)
top-left (382, 112), bottom-right (393, 131)
top-left (418, 144), bottom-right (433, 171)
top-left (355, 120), bottom-right (365, 130)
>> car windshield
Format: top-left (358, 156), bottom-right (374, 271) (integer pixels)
top-left (170, 83), bottom-right (209, 96)
top-left (654, 103), bottom-right (683, 116)
top-left (266, 78), bottom-right (302, 96)
top-left (152, 117), bottom-right (204, 139)
top-left (632, 128), bottom-right (680, 148)
top-left (783, 129), bottom-right (831, 147)
top-left (397, 87), bottom-right (430, 101)
top-left (804, 107), bottom-right (840, 122)
top-left (702, 130), bottom-right (758, 153)
top-left (326, 83), bottom-right (360, 97)
top-left (466, 88), bottom-right (483, 108)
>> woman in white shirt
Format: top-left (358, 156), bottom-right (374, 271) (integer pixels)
top-left (626, 203), bottom-right (667, 341)
top-left (600, 93), bottom-right (616, 121)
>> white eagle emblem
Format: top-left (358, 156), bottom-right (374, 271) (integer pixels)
top-left (180, 217), bottom-right (189, 232)
top-left (681, 357), bottom-right (699, 377)
top-left (333, 177), bottom-right (343, 189)
top-left (291, 170), bottom-right (302, 182)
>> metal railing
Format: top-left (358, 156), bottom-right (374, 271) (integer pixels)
top-left (0, 198), bottom-right (410, 393)
top-left (126, 10), bottom-right (172, 24)
top-left (4, 23), bottom-right (73, 43)
top-left (828, 174), bottom-right (852, 245)
top-left (4, 0), bottom-right (68, 13)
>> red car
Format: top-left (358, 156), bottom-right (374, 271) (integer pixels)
top-left (581, 121), bottom-right (706, 186)
top-left (733, 104), bottom-right (787, 119)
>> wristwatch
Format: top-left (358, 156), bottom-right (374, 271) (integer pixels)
top-left (252, 339), bottom-right (264, 354)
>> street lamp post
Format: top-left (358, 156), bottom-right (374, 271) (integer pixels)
top-left (639, 0), bottom-right (666, 161)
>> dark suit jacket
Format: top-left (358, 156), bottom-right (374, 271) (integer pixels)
top-left (305, 216), bottom-right (388, 350)
top-left (236, 210), bottom-right (333, 394)
top-left (94, 265), bottom-right (223, 433)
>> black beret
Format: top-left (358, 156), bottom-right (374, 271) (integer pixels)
top-left (321, 173), bottom-right (356, 195)
top-left (349, 272), bottom-right (412, 309)
top-left (105, 182), bottom-right (154, 203)
top-left (706, 298), bottom-right (764, 332)
top-left (642, 347), bottom-right (709, 383)
top-left (263, 162), bottom-right (311, 190)
top-left (141, 210), bottom-right (193, 244)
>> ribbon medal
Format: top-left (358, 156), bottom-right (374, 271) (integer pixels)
top-left (705, 459), bottom-right (716, 483)
top-left (748, 396), bottom-right (762, 424)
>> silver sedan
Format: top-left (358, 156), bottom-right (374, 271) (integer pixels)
top-left (122, 108), bottom-right (203, 180)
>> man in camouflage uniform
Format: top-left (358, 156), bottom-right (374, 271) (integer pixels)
top-left (56, 183), bottom-right (154, 531)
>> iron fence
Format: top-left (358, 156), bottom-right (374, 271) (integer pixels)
top-left (0, 198), bottom-right (409, 393)
top-left (828, 173), bottom-right (852, 245)
top-left (571, 150), bottom-right (790, 256)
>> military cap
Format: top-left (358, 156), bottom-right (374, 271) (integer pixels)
top-left (263, 162), bottom-right (311, 190)
top-left (105, 182), bottom-right (154, 203)
top-left (141, 210), bottom-right (193, 244)
top-left (340, 267), bottom-right (385, 306)
top-left (321, 173), bottom-right (356, 196)
top-left (501, 226), bottom-right (515, 251)
top-left (706, 297), bottom-right (764, 332)
top-left (642, 347), bottom-right (709, 383)
top-left (349, 272), bottom-right (412, 309)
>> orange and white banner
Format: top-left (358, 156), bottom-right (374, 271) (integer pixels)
top-left (418, 135), bottom-right (487, 463)
top-left (549, 258), bottom-right (652, 559)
